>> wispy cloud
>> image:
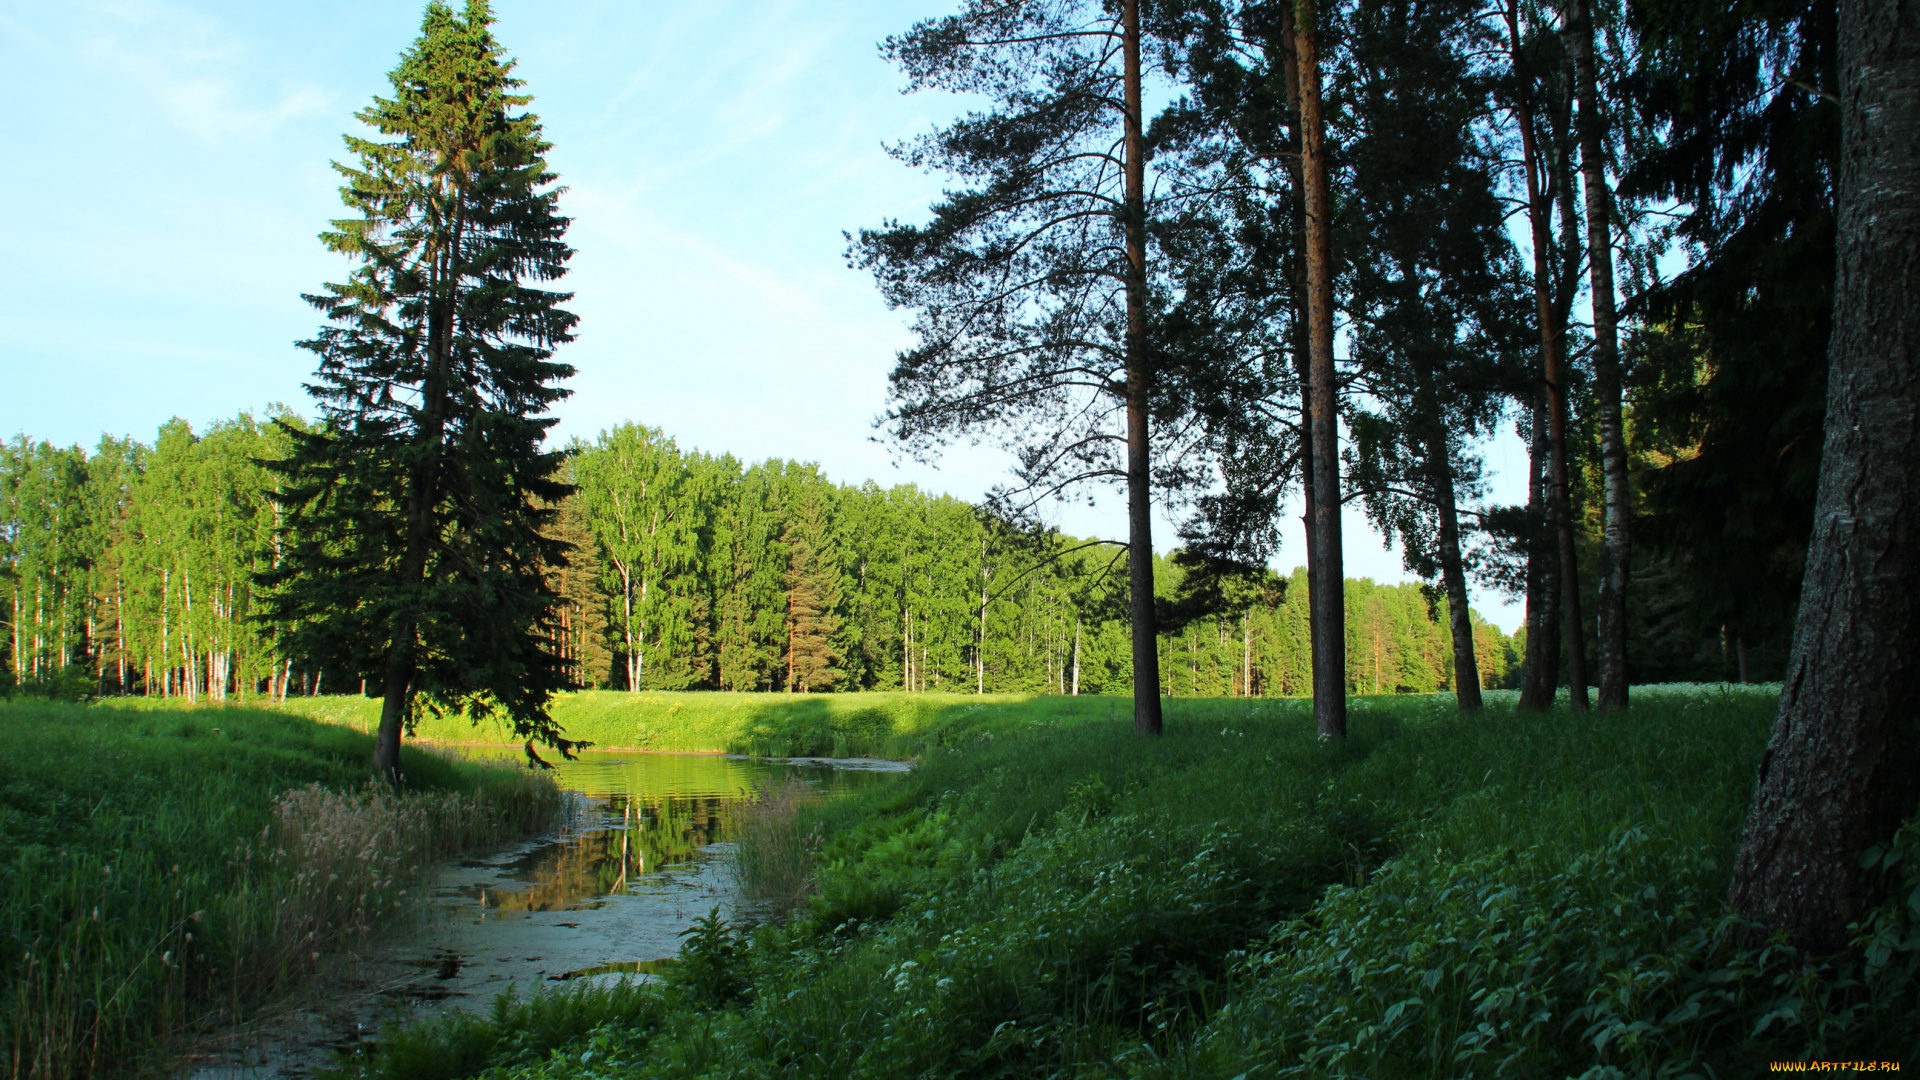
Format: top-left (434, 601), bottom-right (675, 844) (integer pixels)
top-left (63, 0), bottom-right (332, 143)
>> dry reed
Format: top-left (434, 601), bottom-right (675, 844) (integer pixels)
top-left (729, 776), bottom-right (823, 919)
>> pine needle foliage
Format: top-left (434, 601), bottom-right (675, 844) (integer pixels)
top-left (261, 0), bottom-right (578, 775)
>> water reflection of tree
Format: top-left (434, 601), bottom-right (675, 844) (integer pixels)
top-left (477, 794), bottom-right (739, 912)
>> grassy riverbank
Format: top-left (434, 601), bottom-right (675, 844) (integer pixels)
top-left (336, 686), bottom-right (1920, 1078)
top-left (283, 689), bottom-right (1250, 759)
top-left (0, 699), bottom-right (563, 1079)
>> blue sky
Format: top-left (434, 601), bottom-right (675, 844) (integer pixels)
top-left (0, 0), bottom-right (1528, 630)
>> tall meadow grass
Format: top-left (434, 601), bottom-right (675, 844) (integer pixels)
top-left (728, 777), bottom-right (823, 918)
top-left (0, 699), bottom-right (561, 1079)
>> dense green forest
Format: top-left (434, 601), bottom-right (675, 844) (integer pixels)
top-left (0, 420), bottom-right (1514, 704)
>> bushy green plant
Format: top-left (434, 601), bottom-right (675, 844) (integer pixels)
top-left (662, 910), bottom-right (751, 1009)
top-left (9, 664), bottom-right (98, 703)
top-left (320, 981), bottom-right (664, 1080)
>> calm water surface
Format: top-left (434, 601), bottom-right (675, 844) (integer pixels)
top-left (190, 749), bottom-right (902, 1078)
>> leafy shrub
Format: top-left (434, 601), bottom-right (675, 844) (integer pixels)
top-left (9, 664), bottom-right (98, 703)
top-left (663, 910), bottom-right (752, 1009)
top-left (323, 980), bottom-right (664, 1080)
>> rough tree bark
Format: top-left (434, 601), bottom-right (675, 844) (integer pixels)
top-left (1429, 431), bottom-right (1484, 710)
top-left (1516, 394), bottom-right (1563, 709)
top-left (1279, 0), bottom-right (1326, 730)
top-left (1121, 0), bottom-right (1165, 736)
top-left (1728, 0), bottom-right (1920, 952)
top-left (1295, 0), bottom-right (1346, 740)
top-left (1566, 0), bottom-right (1631, 711)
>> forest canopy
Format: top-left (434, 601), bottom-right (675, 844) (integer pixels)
top-left (0, 418), bottom-right (1516, 702)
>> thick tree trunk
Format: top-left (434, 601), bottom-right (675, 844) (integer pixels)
top-left (377, 493), bottom-right (435, 777)
top-left (373, 620), bottom-right (414, 781)
top-left (1279, 0), bottom-right (1326, 728)
top-left (1429, 437), bottom-right (1483, 710)
top-left (1121, 0), bottom-right (1163, 736)
top-left (1729, 0), bottom-right (1920, 952)
top-left (1516, 394), bottom-right (1563, 709)
top-left (377, 213), bottom-right (459, 781)
top-left (1295, 0), bottom-right (1347, 739)
top-left (1567, 0), bottom-right (1631, 711)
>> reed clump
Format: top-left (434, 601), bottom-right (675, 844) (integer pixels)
top-left (0, 700), bottom-right (563, 1079)
top-left (236, 771), bottom-right (563, 988)
top-left (729, 776), bottom-right (822, 918)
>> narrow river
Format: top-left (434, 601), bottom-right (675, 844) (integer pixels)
top-left (190, 749), bottom-right (903, 1079)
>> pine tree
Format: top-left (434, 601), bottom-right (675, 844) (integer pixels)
top-left (261, 0), bottom-right (577, 778)
top-left (1343, 0), bottom-right (1526, 712)
top-left (782, 485), bottom-right (842, 692)
top-left (854, 0), bottom-right (1173, 734)
top-left (1500, 0), bottom-right (1591, 711)
top-left (711, 459), bottom-right (789, 691)
top-left (1728, 0), bottom-right (1920, 952)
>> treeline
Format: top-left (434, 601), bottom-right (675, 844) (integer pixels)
top-left (0, 418), bottom-right (291, 702)
top-left (0, 418), bottom-right (1513, 700)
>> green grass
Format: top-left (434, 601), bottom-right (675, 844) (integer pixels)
top-left (282, 689), bottom-right (1177, 758)
top-left (332, 686), bottom-right (1920, 1079)
top-left (0, 697), bottom-right (562, 1079)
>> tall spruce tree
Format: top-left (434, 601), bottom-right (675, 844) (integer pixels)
top-left (262, 0), bottom-right (578, 779)
top-left (1624, 0), bottom-right (1837, 669)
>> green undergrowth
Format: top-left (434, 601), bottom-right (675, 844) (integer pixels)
top-left (0, 698), bottom-right (562, 1079)
top-left (283, 689), bottom-right (1254, 759)
top-left (336, 686), bottom-right (1920, 1078)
